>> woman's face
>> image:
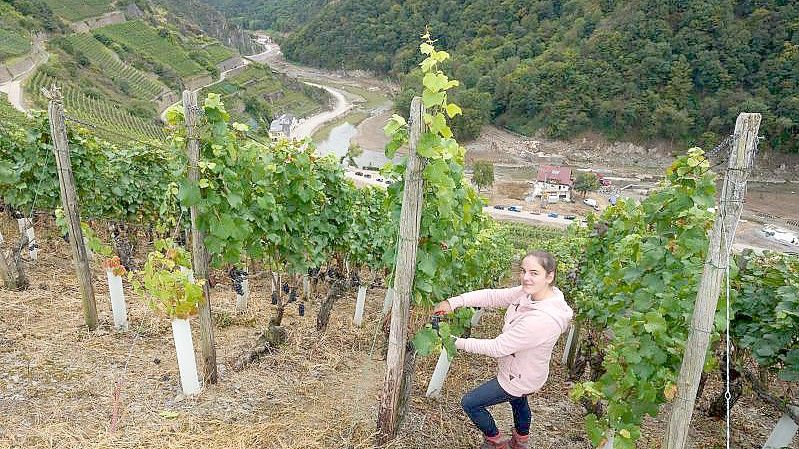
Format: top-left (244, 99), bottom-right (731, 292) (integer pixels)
top-left (519, 256), bottom-right (554, 297)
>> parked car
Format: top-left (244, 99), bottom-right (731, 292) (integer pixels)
top-left (376, 178), bottom-right (383, 182)
top-left (583, 198), bottom-right (598, 207)
top-left (364, 174), bottom-right (372, 178)
top-left (507, 206), bottom-right (522, 212)
top-left (384, 180), bottom-right (391, 184)
top-left (599, 178), bottom-right (611, 186)
top-left (355, 171), bottom-right (363, 176)
top-left (493, 205), bottom-right (505, 210)
top-left (547, 212), bottom-right (559, 218)
top-left (529, 211), bottom-right (541, 215)
top-left (565, 215), bottom-right (577, 220)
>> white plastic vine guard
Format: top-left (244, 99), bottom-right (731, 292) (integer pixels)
top-left (17, 218), bottom-right (37, 260)
top-left (236, 278), bottom-right (250, 312)
top-left (354, 285), bottom-right (367, 326)
top-left (425, 308), bottom-right (484, 398)
top-left (106, 269), bottom-right (128, 330)
top-left (381, 288), bottom-right (394, 315)
top-left (561, 323), bottom-right (576, 365)
top-left (179, 266), bottom-right (195, 283)
top-left (171, 318), bottom-right (201, 395)
top-left (763, 405), bottom-right (799, 449)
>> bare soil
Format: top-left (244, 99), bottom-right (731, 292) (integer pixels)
top-left (0, 218), bottom-right (796, 449)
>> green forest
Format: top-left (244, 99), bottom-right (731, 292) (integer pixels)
top-left (209, 0), bottom-right (798, 153)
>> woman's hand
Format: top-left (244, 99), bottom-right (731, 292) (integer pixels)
top-left (433, 300), bottom-right (453, 315)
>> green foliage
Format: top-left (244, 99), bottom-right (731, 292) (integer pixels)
top-left (731, 251), bottom-right (799, 382)
top-left (570, 147), bottom-right (717, 445)
top-left (471, 160), bottom-right (494, 191)
top-left (384, 36), bottom-right (516, 358)
top-left (0, 114), bottom-right (181, 226)
top-left (574, 172), bottom-right (599, 197)
top-left (131, 239), bottom-right (203, 320)
top-left (277, 0), bottom-right (799, 153)
top-left (168, 92), bottom-right (391, 275)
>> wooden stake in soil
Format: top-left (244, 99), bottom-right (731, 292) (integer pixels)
top-left (664, 113), bottom-right (761, 449)
top-left (183, 90), bottom-right (218, 384)
top-left (46, 85), bottom-right (97, 330)
top-left (376, 97), bottom-right (425, 444)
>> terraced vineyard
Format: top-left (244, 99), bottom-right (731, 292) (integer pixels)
top-left (27, 71), bottom-right (166, 142)
top-left (41, 0), bottom-right (115, 22)
top-left (202, 43), bottom-right (236, 64)
top-left (96, 20), bottom-right (207, 77)
top-left (204, 64), bottom-right (324, 128)
top-left (0, 29), bottom-right (31, 62)
top-left (64, 34), bottom-right (167, 101)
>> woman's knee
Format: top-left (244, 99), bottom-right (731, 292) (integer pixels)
top-left (461, 391), bottom-right (477, 412)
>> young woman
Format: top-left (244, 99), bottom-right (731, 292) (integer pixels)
top-left (433, 251), bottom-right (573, 449)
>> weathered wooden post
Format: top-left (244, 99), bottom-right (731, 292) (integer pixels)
top-left (183, 90), bottom-right (218, 384)
top-left (376, 97), bottom-right (425, 444)
top-left (664, 113), bottom-right (761, 449)
top-left (45, 85), bottom-right (97, 329)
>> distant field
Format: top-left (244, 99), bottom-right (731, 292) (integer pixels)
top-left (97, 21), bottom-right (206, 77)
top-left (64, 34), bottom-right (167, 100)
top-left (42, 0), bottom-right (115, 22)
top-left (0, 29), bottom-right (31, 61)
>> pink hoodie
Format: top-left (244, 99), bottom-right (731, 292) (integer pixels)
top-left (450, 285), bottom-right (573, 397)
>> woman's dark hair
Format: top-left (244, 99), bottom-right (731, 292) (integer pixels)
top-left (523, 250), bottom-right (557, 286)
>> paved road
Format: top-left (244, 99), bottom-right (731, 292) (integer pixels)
top-left (0, 39), bottom-right (49, 112)
top-left (292, 82), bottom-right (352, 139)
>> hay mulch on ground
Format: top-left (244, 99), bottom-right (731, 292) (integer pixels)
top-left (0, 217), bottom-right (795, 449)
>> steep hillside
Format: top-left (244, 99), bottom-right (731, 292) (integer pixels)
top-left (0, 2), bottom-right (34, 62)
top-left (265, 0), bottom-right (797, 153)
top-left (150, 0), bottom-right (261, 55)
top-left (2, 0), bottom-right (325, 143)
top-left (200, 0), bottom-right (325, 33)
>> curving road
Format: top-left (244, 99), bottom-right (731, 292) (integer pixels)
top-left (0, 38), bottom-right (49, 112)
top-left (292, 82), bottom-right (352, 139)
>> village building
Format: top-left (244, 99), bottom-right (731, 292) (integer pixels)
top-left (531, 165), bottom-right (573, 203)
top-left (269, 113), bottom-right (298, 140)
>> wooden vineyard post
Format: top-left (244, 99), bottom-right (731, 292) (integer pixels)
top-left (376, 97), bottom-right (425, 444)
top-left (183, 90), bottom-right (218, 384)
top-left (664, 113), bottom-right (761, 449)
top-left (46, 85), bottom-right (97, 329)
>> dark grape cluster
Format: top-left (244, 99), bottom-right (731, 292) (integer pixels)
top-left (288, 288), bottom-right (297, 303)
top-left (298, 303), bottom-right (305, 316)
top-left (229, 267), bottom-right (247, 296)
top-left (271, 291), bottom-right (278, 305)
top-left (282, 282), bottom-right (290, 294)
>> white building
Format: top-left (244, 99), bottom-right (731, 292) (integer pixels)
top-left (532, 165), bottom-right (573, 203)
top-left (269, 114), bottom-right (298, 140)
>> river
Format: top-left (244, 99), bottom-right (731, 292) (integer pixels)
top-left (250, 35), bottom-right (398, 168)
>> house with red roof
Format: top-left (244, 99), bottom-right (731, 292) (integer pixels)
top-left (533, 165), bottom-right (573, 202)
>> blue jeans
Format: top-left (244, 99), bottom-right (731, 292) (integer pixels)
top-left (461, 378), bottom-right (531, 437)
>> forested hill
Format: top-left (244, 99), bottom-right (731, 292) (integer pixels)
top-left (227, 0), bottom-right (797, 153)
